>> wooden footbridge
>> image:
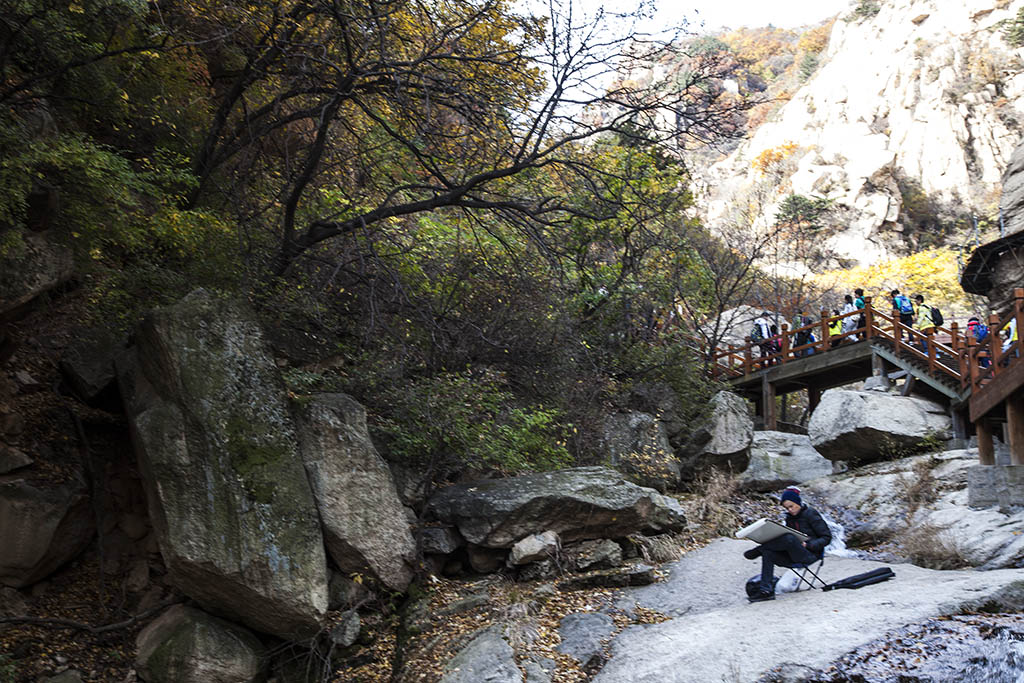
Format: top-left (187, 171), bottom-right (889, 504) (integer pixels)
top-left (707, 291), bottom-right (1024, 467)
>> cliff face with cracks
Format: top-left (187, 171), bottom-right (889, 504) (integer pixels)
top-left (702, 0), bottom-right (1024, 266)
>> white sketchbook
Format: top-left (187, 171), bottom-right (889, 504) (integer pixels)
top-left (736, 518), bottom-right (808, 544)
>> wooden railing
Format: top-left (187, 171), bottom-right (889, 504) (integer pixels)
top-left (962, 288), bottom-right (1024, 393)
top-left (708, 295), bottom-right (981, 388)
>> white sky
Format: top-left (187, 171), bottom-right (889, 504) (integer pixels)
top-left (581, 0), bottom-right (852, 33)
top-left (669, 0), bottom-right (851, 31)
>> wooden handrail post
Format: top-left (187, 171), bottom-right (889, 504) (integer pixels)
top-left (744, 336), bottom-right (753, 375)
top-left (952, 322), bottom-right (967, 386)
top-left (968, 334), bottom-right (980, 391)
top-left (820, 309), bottom-right (830, 353)
top-left (927, 328), bottom-right (936, 375)
top-left (781, 323), bottom-right (790, 364)
top-left (864, 296), bottom-right (874, 339)
top-left (989, 312), bottom-right (1002, 376)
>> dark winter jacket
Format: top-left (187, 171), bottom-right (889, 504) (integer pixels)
top-left (785, 504), bottom-right (831, 556)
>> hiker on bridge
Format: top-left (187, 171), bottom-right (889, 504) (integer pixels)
top-left (914, 294), bottom-right (937, 351)
top-left (891, 289), bottom-right (915, 341)
top-left (752, 312), bottom-right (773, 367)
top-left (841, 294), bottom-right (858, 339)
top-left (967, 317), bottom-right (991, 368)
top-left (828, 308), bottom-right (843, 347)
top-left (854, 288), bottom-right (867, 339)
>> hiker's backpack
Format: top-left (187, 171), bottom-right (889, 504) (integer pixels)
top-left (751, 324), bottom-right (764, 342)
top-left (822, 567), bottom-right (895, 591)
top-left (975, 323), bottom-right (989, 342)
top-left (745, 573), bottom-right (779, 597)
top-left (930, 306), bottom-right (943, 326)
top-left (897, 296), bottom-right (914, 314)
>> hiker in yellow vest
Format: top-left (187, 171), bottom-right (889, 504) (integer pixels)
top-left (914, 295), bottom-right (936, 352)
top-left (1002, 317), bottom-right (1018, 359)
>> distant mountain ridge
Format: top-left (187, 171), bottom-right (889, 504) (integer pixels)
top-left (700, 0), bottom-right (1024, 267)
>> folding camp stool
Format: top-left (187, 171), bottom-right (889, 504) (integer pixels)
top-left (787, 556), bottom-right (827, 591)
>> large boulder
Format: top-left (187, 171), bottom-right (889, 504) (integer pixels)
top-left (135, 605), bottom-right (264, 683)
top-left (293, 393), bottom-right (415, 592)
top-left (738, 431), bottom-right (834, 492)
top-left (0, 231), bottom-right (73, 319)
top-left (118, 290), bottom-right (328, 639)
top-left (677, 391), bottom-right (753, 479)
top-left (600, 411), bottom-right (681, 492)
top-left (425, 467), bottom-right (686, 548)
top-left (806, 450), bottom-right (1024, 569)
top-left (0, 472), bottom-right (94, 587)
top-left (808, 389), bottom-right (951, 464)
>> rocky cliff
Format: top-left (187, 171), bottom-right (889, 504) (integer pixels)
top-left (703, 0), bottom-right (1024, 266)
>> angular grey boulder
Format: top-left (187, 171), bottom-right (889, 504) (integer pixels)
top-left (678, 391), bottom-right (753, 480)
top-left (808, 389), bottom-right (951, 463)
top-left (136, 605), bottom-right (264, 683)
top-left (600, 411), bottom-right (680, 492)
top-left (738, 431), bottom-right (834, 492)
top-left (118, 290), bottom-right (327, 639)
top-left (0, 472), bottom-right (94, 587)
top-left (425, 466), bottom-right (686, 548)
top-left (294, 393), bottom-right (415, 592)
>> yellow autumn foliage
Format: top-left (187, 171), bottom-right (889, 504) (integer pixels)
top-left (814, 248), bottom-right (978, 316)
top-left (751, 142), bottom-right (799, 175)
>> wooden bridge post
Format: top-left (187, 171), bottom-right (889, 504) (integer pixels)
top-left (864, 296), bottom-right (874, 339)
top-left (808, 385), bottom-right (821, 414)
top-left (744, 337), bottom-right (753, 374)
top-left (820, 309), bottom-right (830, 353)
top-left (780, 323), bottom-right (790, 364)
top-left (927, 328), bottom-right (936, 375)
top-left (1007, 393), bottom-right (1024, 466)
top-left (989, 313), bottom-right (1002, 376)
top-left (967, 334), bottom-right (979, 392)
top-left (976, 418), bottom-right (995, 466)
top-left (762, 373), bottom-right (777, 431)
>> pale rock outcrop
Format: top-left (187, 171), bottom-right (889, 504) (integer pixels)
top-left (678, 391), bottom-right (753, 479)
top-left (600, 411), bottom-right (680, 492)
top-left (701, 0), bottom-right (1024, 267)
top-left (425, 467), bottom-right (686, 548)
top-left (738, 431), bottom-right (834, 491)
top-left (807, 450), bottom-right (1024, 569)
top-left (135, 605), bottom-right (264, 683)
top-left (0, 471), bottom-right (94, 587)
top-left (118, 290), bottom-right (327, 639)
top-left (808, 389), bottom-right (951, 463)
top-left (0, 231), bottom-right (73, 318)
top-left (294, 393), bottom-right (415, 592)
top-left (508, 530), bottom-right (560, 566)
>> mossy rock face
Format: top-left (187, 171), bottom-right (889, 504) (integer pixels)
top-left (121, 289), bottom-right (327, 640)
top-left (136, 605), bottom-right (265, 683)
top-left (294, 393), bottom-right (416, 592)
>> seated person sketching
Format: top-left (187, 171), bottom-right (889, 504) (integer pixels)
top-left (743, 487), bottom-right (832, 602)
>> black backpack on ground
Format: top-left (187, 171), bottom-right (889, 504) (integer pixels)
top-left (745, 573), bottom-right (779, 597)
top-left (822, 567), bottom-right (895, 591)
